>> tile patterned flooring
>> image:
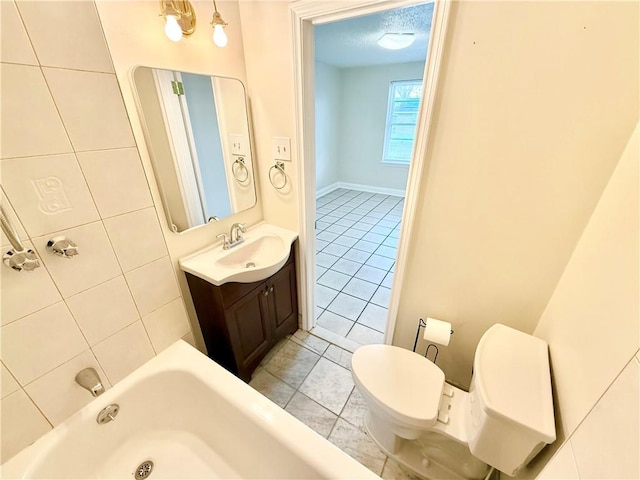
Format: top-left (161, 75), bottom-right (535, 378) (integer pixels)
top-left (251, 189), bottom-right (418, 478)
top-left (313, 188), bottom-right (404, 346)
top-left (249, 330), bottom-right (420, 479)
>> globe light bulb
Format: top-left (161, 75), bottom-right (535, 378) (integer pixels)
top-left (212, 24), bottom-right (228, 47)
top-left (164, 15), bottom-right (183, 42)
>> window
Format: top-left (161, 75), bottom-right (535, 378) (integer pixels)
top-left (382, 80), bottom-right (422, 165)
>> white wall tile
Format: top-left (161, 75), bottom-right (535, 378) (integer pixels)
top-left (1, 302), bottom-right (88, 384)
top-left (92, 321), bottom-right (155, 384)
top-left (0, 64), bottom-right (71, 159)
top-left (34, 221), bottom-right (121, 298)
top-left (16, 0), bottom-right (113, 73)
top-left (1, 154), bottom-right (99, 237)
top-left (125, 257), bottom-right (180, 316)
top-left (66, 276), bottom-right (139, 346)
top-left (104, 208), bottom-right (167, 272)
top-left (0, 1), bottom-right (37, 66)
top-left (537, 441), bottom-right (579, 480)
top-left (24, 350), bottom-right (111, 426)
top-left (570, 357), bottom-right (639, 479)
top-left (1, 362), bottom-right (20, 398)
top-left (42, 68), bottom-right (135, 152)
top-left (142, 298), bottom-right (190, 353)
top-left (0, 389), bottom-right (52, 463)
top-left (1, 240), bottom-right (62, 326)
top-left (76, 148), bottom-right (152, 218)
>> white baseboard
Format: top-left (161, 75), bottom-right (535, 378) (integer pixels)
top-left (316, 181), bottom-right (405, 199)
top-left (315, 183), bottom-right (341, 198)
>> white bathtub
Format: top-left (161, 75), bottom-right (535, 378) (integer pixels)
top-left (1, 341), bottom-right (379, 479)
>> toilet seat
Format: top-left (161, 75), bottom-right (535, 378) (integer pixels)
top-left (351, 345), bottom-right (445, 429)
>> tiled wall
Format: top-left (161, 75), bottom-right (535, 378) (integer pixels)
top-left (0, 1), bottom-right (193, 462)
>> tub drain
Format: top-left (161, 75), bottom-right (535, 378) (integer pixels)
top-left (134, 460), bottom-right (153, 480)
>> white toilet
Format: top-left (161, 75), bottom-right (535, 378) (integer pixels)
top-left (351, 324), bottom-right (556, 480)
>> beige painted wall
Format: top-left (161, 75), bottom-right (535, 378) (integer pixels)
top-left (531, 125), bottom-right (639, 479)
top-left (237, 1), bottom-right (299, 231)
top-left (96, 0), bottom-right (263, 350)
top-left (395, 0), bottom-right (639, 388)
top-left (236, 2), bottom-right (638, 392)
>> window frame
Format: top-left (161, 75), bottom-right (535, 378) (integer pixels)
top-left (381, 79), bottom-right (423, 166)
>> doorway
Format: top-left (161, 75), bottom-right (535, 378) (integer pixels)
top-left (292, 0), bottom-right (451, 348)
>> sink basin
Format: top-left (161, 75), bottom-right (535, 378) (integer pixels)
top-left (179, 223), bottom-right (298, 285)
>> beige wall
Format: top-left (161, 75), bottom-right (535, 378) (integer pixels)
top-left (96, 0), bottom-right (264, 349)
top-left (0, 0), bottom-right (192, 461)
top-left (532, 125), bottom-right (639, 480)
top-left (394, 0), bottom-right (639, 388)
top-left (238, 1), bottom-right (299, 231)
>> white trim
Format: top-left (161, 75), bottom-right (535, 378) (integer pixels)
top-left (315, 182), bottom-right (341, 199)
top-left (317, 182), bottom-right (405, 199)
top-left (291, 0), bottom-right (452, 340)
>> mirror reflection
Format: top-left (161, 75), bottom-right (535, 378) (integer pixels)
top-left (133, 67), bottom-right (257, 233)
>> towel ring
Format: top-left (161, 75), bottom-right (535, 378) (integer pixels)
top-left (232, 157), bottom-right (249, 182)
top-left (269, 161), bottom-right (287, 190)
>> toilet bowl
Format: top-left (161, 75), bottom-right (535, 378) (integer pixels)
top-left (351, 324), bottom-right (556, 480)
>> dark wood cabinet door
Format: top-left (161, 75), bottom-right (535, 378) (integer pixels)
top-left (268, 262), bottom-right (298, 339)
top-left (225, 285), bottom-right (271, 381)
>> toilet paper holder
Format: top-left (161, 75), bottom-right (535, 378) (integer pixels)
top-left (413, 318), bottom-right (454, 364)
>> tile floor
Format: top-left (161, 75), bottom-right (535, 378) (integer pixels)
top-left (313, 188), bottom-right (404, 346)
top-left (249, 330), bottom-right (420, 479)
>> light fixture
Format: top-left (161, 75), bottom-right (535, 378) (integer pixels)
top-left (377, 33), bottom-right (416, 50)
top-left (210, 0), bottom-right (228, 47)
top-left (159, 0), bottom-right (196, 42)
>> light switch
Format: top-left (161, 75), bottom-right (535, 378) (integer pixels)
top-left (272, 137), bottom-right (291, 161)
top-left (230, 134), bottom-right (245, 155)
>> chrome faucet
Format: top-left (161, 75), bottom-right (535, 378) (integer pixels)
top-left (230, 223), bottom-right (246, 245)
top-left (218, 223), bottom-right (246, 250)
top-left (75, 367), bottom-right (105, 397)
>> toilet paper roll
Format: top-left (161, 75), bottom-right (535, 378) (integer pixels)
top-left (423, 317), bottom-right (452, 346)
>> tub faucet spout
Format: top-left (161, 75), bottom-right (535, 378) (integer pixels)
top-left (75, 367), bottom-right (105, 397)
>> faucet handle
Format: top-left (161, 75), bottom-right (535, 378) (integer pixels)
top-left (216, 233), bottom-right (230, 249)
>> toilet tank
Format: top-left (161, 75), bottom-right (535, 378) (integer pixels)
top-left (465, 324), bottom-right (555, 476)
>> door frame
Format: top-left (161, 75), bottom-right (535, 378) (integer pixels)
top-left (291, 0), bottom-right (452, 342)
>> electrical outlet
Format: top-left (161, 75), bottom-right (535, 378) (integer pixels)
top-left (272, 137), bottom-right (291, 161)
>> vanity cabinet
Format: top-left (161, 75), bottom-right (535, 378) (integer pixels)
top-left (185, 248), bottom-right (298, 382)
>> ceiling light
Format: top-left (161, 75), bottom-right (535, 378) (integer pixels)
top-left (210, 0), bottom-right (228, 47)
top-left (377, 33), bottom-right (416, 50)
top-left (159, 0), bottom-right (196, 42)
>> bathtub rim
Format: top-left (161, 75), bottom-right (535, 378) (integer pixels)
top-left (1, 340), bottom-right (379, 479)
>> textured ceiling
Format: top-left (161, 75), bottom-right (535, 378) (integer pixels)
top-left (314, 3), bottom-right (433, 68)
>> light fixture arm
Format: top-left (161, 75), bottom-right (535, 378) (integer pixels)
top-left (210, 0), bottom-right (228, 27)
top-left (159, 0), bottom-right (197, 39)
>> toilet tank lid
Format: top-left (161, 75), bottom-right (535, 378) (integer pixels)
top-left (474, 324), bottom-right (556, 443)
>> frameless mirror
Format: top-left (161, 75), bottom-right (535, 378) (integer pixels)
top-left (132, 67), bottom-right (257, 233)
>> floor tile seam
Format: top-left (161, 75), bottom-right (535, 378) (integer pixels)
top-left (268, 359), bottom-right (318, 395)
top-left (318, 265), bottom-right (390, 292)
top-left (350, 302), bottom-right (387, 334)
top-left (284, 387), bottom-right (341, 436)
top-left (263, 341), bottom-right (323, 390)
top-left (317, 272), bottom-right (384, 307)
top-left (316, 218), bottom-right (400, 251)
top-left (317, 198), bottom-right (401, 223)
